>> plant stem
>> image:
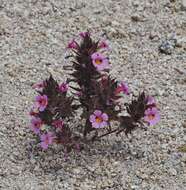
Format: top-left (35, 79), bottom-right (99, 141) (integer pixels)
top-left (96, 128), bottom-right (119, 139)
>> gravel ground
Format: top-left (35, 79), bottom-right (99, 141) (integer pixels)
top-left (0, 0), bottom-right (186, 189)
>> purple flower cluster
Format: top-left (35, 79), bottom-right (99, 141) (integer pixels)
top-left (29, 90), bottom-right (54, 150)
top-left (67, 32), bottom-right (110, 72)
top-left (30, 94), bottom-right (48, 133)
top-left (29, 31), bottom-right (160, 153)
top-left (29, 78), bottom-right (72, 150)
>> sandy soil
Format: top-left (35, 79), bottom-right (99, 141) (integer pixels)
top-left (0, 0), bottom-right (186, 189)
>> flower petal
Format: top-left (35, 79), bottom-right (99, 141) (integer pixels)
top-left (29, 125), bottom-right (40, 134)
top-left (94, 110), bottom-right (102, 116)
top-left (147, 96), bottom-right (156, 105)
top-left (92, 122), bottom-right (100, 128)
top-left (100, 121), bottom-right (107, 128)
top-left (89, 114), bottom-right (96, 122)
top-left (151, 107), bottom-right (158, 113)
top-left (102, 113), bottom-right (108, 121)
top-left (41, 142), bottom-right (48, 150)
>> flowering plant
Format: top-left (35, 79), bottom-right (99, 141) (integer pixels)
top-left (29, 32), bottom-right (160, 153)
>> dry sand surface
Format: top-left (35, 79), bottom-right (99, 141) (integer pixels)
top-left (0, 0), bottom-right (186, 189)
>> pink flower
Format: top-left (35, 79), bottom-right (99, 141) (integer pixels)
top-left (115, 81), bottom-right (130, 95)
top-left (67, 39), bottom-right (78, 49)
top-left (144, 107), bottom-right (160, 126)
top-left (32, 81), bottom-right (45, 92)
top-left (30, 117), bottom-right (43, 134)
top-left (40, 132), bottom-right (54, 150)
top-left (52, 119), bottom-right (64, 129)
top-left (35, 95), bottom-right (48, 112)
top-left (91, 52), bottom-right (110, 71)
top-left (147, 96), bottom-right (156, 106)
top-left (59, 82), bottom-right (68, 93)
top-left (79, 32), bottom-right (89, 38)
top-left (98, 40), bottom-right (109, 50)
top-left (89, 110), bottom-right (109, 128)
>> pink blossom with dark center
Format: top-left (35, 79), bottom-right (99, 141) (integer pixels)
top-left (40, 132), bottom-right (54, 150)
top-left (32, 81), bottom-right (45, 92)
top-left (144, 107), bottom-right (160, 126)
top-left (30, 117), bottom-right (43, 134)
top-left (98, 40), bottom-right (109, 50)
top-left (67, 39), bottom-right (78, 49)
top-left (59, 82), bottom-right (68, 93)
top-left (89, 110), bottom-right (108, 128)
top-left (35, 95), bottom-right (48, 112)
top-left (79, 31), bottom-right (89, 38)
top-left (115, 81), bottom-right (130, 95)
top-left (52, 119), bottom-right (64, 129)
top-left (91, 52), bottom-right (110, 71)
